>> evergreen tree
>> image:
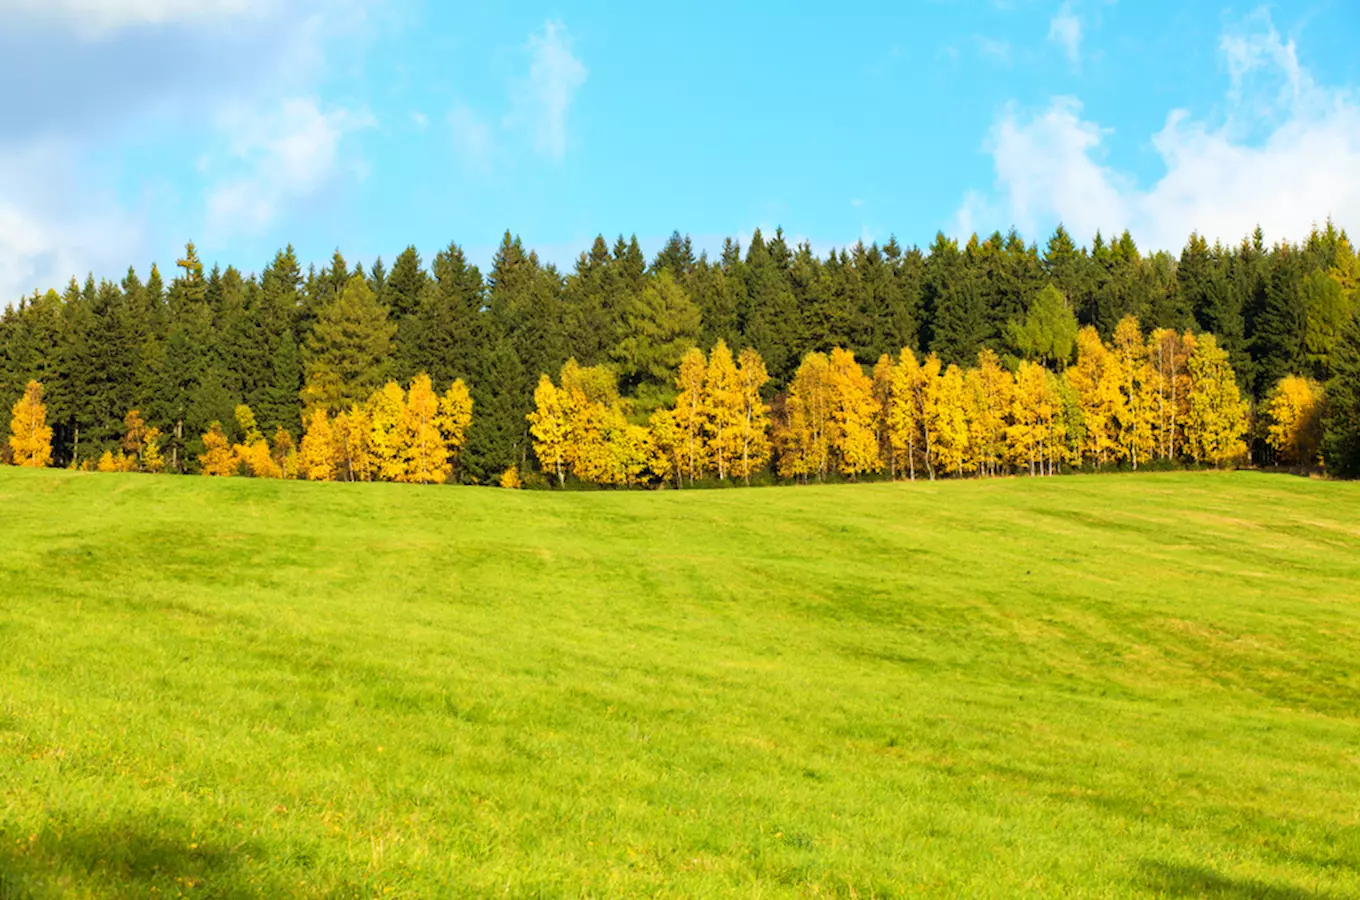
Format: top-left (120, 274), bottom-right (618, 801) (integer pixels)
top-left (1323, 311), bottom-right (1360, 476)
top-left (301, 274), bottom-right (397, 412)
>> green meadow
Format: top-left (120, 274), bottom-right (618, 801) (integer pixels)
top-left (1, 467), bottom-right (1358, 898)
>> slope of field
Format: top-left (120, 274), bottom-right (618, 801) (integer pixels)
top-left (1, 468), bottom-right (1358, 898)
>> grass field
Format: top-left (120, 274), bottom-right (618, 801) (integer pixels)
top-left (1, 468), bottom-right (1359, 898)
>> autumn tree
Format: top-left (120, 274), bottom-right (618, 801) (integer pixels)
top-left (436, 378), bottom-right (474, 481)
top-left (199, 422), bottom-right (237, 476)
top-left (778, 352), bottom-right (832, 481)
top-left (527, 375), bottom-right (569, 486)
top-left (672, 347), bottom-right (709, 484)
top-left (826, 348), bottom-right (882, 478)
top-left (704, 340), bottom-right (743, 480)
top-left (299, 409), bottom-right (336, 481)
top-left (1065, 327), bottom-right (1124, 466)
top-left (1148, 328), bottom-right (1195, 461)
top-left (966, 349), bottom-right (1012, 477)
top-left (1112, 316), bottom-right (1155, 468)
top-left (8, 380), bottom-right (53, 468)
top-left (733, 347), bottom-right (772, 484)
top-left (921, 361), bottom-right (968, 477)
top-left (1185, 333), bottom-right (1250, 466)
top-left (1262, 375), bottom-right (1324, 466)
top-left (888, 349), bottom-right (940, 480)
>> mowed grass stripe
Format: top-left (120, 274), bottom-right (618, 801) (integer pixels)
top-left (1, 467), bottom-right (1357, 897)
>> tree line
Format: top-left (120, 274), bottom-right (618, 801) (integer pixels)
top-left (3, 220), bottom-right (1359, 484)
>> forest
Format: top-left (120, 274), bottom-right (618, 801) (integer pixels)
top-left (2, 221), bottom-right (1358, 485)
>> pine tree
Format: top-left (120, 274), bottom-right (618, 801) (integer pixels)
top-left (302, 274), bottom-right (397, 413)
top-left (397, 243), bottom-right (484, 386)
top-left (1323, 311), bottom-right (1360, 476)
top-left (614, 270), bottom-right (701, 393)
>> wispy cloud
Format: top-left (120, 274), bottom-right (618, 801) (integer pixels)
top-left (0, 0), bottom-right (265, 38)
top-left (205, 97), bottom-right (375, 240)
top-left (1048, 2), bottom-right (1082, 65)
top-left (510, 19), bottom-right (587, 161)
top-left (956, 11), bottom-right (1360, 250)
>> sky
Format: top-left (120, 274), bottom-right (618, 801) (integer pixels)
top-left (1, 0), bottom-right (1358, 301)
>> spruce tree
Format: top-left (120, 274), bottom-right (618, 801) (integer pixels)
top-left (301, 274), bottom-right (396, 412)
top-left (1323, 311), bottom-right (1360, 476)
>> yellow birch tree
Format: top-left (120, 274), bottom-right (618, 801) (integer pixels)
top-left (1262, 375), bottom-right (1324, 466)
top-left (8, 380), bottom-right (52, 468)
top-left (733, 347), bottom-right (772, 484)
top-left (704, 340), bottom-right (743, 481)
top-left (1185, 333), bottom-right (1250, 466)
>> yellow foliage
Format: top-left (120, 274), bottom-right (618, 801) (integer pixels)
top-left (528, 375), bottom-right (570, 486)
top-left (499, 466), bottom-right (522, 489)
top-left (1185, 333), bottom-right (1250, 466)
top-left (733, 348), bottom-right (772, 484)
top-left (673, 347), bottom-right (710, 483)
top-left (8, 380), bottom-right (53, 468)
top-left (141, 428), bottom-right (165, 474)
top-left (1008, 361), bottom-right (1059, 475)
top-left (966, 350), bottom-right (1013, 477)
top-left (436, 378), bottom-right (474, 477)
top-left (777, 352), bottom-right (832, 480)
top-left (199, 422), bottom-right (237, 476)
top-left (926, 363), bottom-right (970, 477)
top-left (828, 348), bottom-right (883, 478)
top-left (1148, 329), bottom-right (1196, 461)
top-left (1066, 327), bottom-right (1125, 466)
top-left (1263, 376), bottom-right (1324, 466)
top-left (96, 450), bottom-right (119, 473)
top-left (1112, 317), bottom-right (1156, 468)
top-left (647, 407), bottom-right (682, 487)
top-left (299, 409), bottom-right (336, 481)
top-left (705, 340), bottom-right (743, 480)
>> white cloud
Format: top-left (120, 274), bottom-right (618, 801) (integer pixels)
top-left (0, 141), bottom-right (142, 303)
top-left (0, 0), bottom-right (266, 38)
top-left (205, 97), bottom-right (374, 239)
top-left (957, 11), bottom-right (1360, 251)
top-left (510, 20), bottom-right (587, 161)
top-left (1048, 3), bottom-right (1082, 65)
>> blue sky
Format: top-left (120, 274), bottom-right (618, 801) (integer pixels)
top-left (1, 0), bottom-right (1357, 300)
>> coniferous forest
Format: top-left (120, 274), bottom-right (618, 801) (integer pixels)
top-left (3, 221), bottom-right (1359, 485)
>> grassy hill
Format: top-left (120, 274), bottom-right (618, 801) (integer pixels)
top-left (1, 468), bottom-right (1358, 898)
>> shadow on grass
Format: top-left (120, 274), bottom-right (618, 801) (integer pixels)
top-left (1137, 861), bottom-right (1336, 899)
top-left (0, 820), bottom-right (272, 899)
